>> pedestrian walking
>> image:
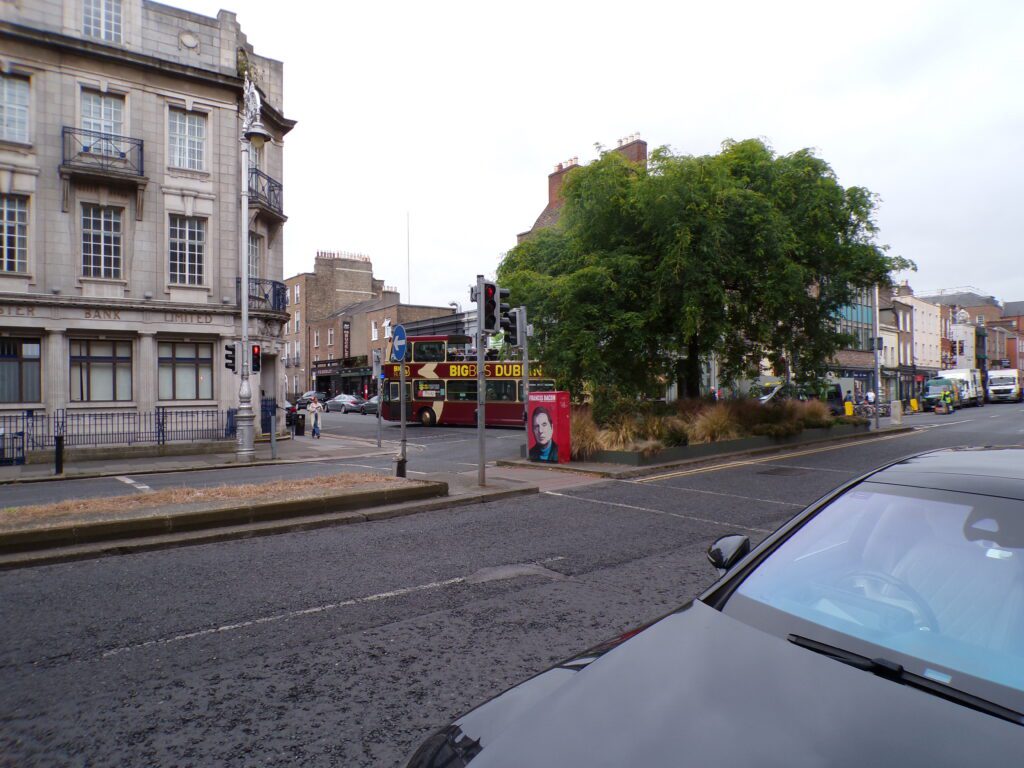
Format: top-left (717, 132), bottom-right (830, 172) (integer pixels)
top-left (307, 395), bottom-right (324, 438)
top-left (866, 390), bottom-right (876, 405)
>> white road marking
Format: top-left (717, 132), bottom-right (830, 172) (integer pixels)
top-left (543, 491), bottom-right (772, 533)
top-left (638, 430), bottom-right (914, 483)
top-left (102, 557), bottom-right (566, 658)
top-left (654, 486), bottom-right (804, 507)
top-left (917, 419), bottom-right (971, 429)
top-left (115, 476), bottom-right (152, 492)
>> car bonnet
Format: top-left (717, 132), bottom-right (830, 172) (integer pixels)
top-left (458, 601), bottom-right (1021, 767)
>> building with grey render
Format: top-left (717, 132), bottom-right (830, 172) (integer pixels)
top-left (0, 1), bottom-right (293, 437)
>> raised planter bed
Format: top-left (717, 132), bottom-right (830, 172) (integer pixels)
top-left (586, 423), bottom-right (871, 466)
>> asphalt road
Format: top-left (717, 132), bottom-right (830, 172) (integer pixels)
top-left (1, 404), bottom-right (1021, 766)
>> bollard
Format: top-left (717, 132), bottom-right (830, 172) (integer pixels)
top-left (890, 400), bottom-right (903, 425)
top-left (844, 401), bottom-right (854, 417)
top-left (910, 398), bottom-right (919, 413)
top-left (54, 435), bottom-right (64, 475)
top-left (395, 455), bottom-right (407, 478)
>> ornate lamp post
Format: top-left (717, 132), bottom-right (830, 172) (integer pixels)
top-left (236, 75), bottom-right (271, 462)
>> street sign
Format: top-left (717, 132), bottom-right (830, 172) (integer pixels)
top-left (391, 324), bottom-right (407, 362)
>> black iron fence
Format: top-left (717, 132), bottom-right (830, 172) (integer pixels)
top-left (237, 277), bottom-right (287, 312)
top-left (249, 167), bottom-right (283, 214)
top-left (62, 126), bottom-right (144, 176)
top-left (0, 408), bottom-right (236, 463)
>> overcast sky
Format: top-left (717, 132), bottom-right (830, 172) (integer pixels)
top-left (176, 0), bottom-right (1024, 310)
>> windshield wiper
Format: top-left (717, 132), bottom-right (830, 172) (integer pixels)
top-left (787, 634), bottom-right (1024, 727)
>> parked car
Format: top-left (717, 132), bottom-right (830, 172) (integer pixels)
top-left (295, 390), bottom-right (328, 410)
top-left (407, 447), bottom-right (1024, 766)
top-left (326, 393), bottom-right (365, 413)
top-left (360, 395), bottom-right (380, 415)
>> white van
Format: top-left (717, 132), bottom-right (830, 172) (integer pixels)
top-left (987, 369), bottom-right (1023, 403)
top-left (942, 368), bottom-right (984, 406)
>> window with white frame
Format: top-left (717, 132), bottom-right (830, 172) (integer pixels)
top-left (371, 320), bottom-right (378, 341)
top-left (158, 341), bottom-right (213, 400)
top-left (314, 330), bottom-right (320, 347)
top-left (81, 90), bottom-right (124, 154)
top-left (168, 108), bottom-right (206, 171)
top-left (0, 75), bottom-right (30, 144)
top-left (70, 339), bottom-right (132, 401)
top-left (83, 0), bottom-right (123, 42)
top-left (168, 214), bottom-right (205, 285)
top-left (81, 204), bottom-right (122, 279)
top-left (294, 310), bottom-right (300, 334)
top-left (0, 195), bottom-right (28, 273)
top-left (248, 231), bottom-right (261, 281)
top-left (295, 339), bottom-right (300, 361)
top-left (383, 318), bottom-right (392, 339)
top-left (328, 328), bottom-right (334, 346)
top-left (295, 284), bottom-right (300, 304)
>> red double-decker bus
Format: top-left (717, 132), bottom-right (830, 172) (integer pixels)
top-left (380, 334), bottom-right (553, 427)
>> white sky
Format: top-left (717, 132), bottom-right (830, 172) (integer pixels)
top-left (175, 0), bottom-right (1024, 309)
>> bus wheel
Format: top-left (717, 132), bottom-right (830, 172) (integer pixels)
top-left (419, 408), bottom-right (436, 427)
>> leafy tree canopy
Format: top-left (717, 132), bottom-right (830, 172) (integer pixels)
top-left (498, 139), bottom-right (914, 401)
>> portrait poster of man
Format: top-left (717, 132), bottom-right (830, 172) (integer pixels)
top-left (527, 391), bottom-right (570, 464)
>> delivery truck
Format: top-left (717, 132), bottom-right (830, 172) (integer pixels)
top-left (941, 368), bottom-right (984, 406)
top-left (987, 369), bottom-right (1023, 403)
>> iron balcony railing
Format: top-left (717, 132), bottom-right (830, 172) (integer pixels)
top-left (292, 355), bottom-right (302, 368)
top-left (236, 277), bottom-right (288, 312)
top-left (249, 167), bottom-right (283, 215)
top-left (62, 126), bottom-right (144, 177)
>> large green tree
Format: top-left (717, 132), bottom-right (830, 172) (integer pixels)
top-left (498, 139), bottom-right (912, 401)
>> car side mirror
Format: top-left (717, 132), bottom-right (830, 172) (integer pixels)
top-left (707, 534), bottom-right (751, 571)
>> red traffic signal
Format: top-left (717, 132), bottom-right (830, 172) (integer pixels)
top-left (251, 344), bottom-right (261, 373)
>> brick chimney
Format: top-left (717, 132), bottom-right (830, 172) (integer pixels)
top-left (547, 158), bottom-right (579, 207)
top-left (615, 136), bottom-right (648, 165)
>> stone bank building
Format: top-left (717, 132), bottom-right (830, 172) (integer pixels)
top-left (0, 1), bottom-right (292, 432)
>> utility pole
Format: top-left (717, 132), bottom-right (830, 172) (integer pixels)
top-left (873, 283), bottom-right (881, 431)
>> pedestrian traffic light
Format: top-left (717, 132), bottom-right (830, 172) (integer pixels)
top-left (251, 343), bottom-right (261, 373)
top-left (225, 342), bottom-right (237, 372)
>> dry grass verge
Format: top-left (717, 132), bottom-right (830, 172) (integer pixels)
top-left (2, 472), bottom-right (394, 527)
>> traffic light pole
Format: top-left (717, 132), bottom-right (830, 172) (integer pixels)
top-left (476, 275), bottom-right (487, 486)
top-left (519, 306), bottom-right (530, 449)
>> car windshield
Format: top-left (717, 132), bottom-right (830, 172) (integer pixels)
top-left (925, 382), bottom-right (950, 396)
top-left (723, 482), bottom-right (1024, 712)
top-left (989, 376), bottom-right (1015, 386)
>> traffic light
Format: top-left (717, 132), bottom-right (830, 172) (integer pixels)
top-left (502, 306), bottom-right (521, 346)
top-left (225, 343), bottom-right (236, 372)
top-left (481, 280), bottom-right (498, 333)
top-left (497, 287), bottom-right (510, 333)
top-left (251, 343), bottom-right (261, 373)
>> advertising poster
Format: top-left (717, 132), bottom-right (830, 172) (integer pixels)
top-left (527, 391), bottom-right (571, 464)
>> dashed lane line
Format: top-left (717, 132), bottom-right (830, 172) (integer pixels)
top-left (101, 557), bottom-right (566, 658)
top-left (115, 475), bottom-right (152, 492)
top-left (543, 491), bottom-right (773, 534)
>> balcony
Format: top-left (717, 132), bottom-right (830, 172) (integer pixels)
top-left (249, 167), bottom-right (286, 223)
top-left (237, 277), bottom-right (288, 314)
top-left (60, 127), bottom-right (148, 218)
